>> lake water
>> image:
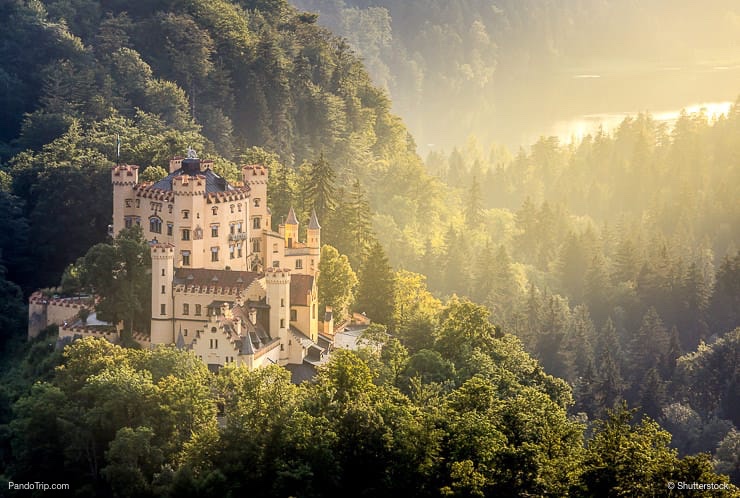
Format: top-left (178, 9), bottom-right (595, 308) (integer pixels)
top-left (488, 61), bottom-right (740, 151)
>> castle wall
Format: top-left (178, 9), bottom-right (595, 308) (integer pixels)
top-left (27, 292), bottom-right (92, 339)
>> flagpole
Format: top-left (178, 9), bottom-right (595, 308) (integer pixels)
top-left (116, 134), bottom-right (121, 166)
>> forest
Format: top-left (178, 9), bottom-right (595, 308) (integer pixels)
top-left (0, 0), bottom-right (738, 495)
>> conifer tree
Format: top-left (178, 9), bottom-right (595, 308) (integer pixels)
top-left (355, 241), bottom-right (395, 328)
top-left (464, 175), bottom-right (484, 227)
top-left (301, 152), bottom-right (336, 224)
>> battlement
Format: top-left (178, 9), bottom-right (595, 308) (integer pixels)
top-left (28, 291), bottom-right (94, 309)
top-left (151, 243), bottom-right (175, 254)
top-left (172, 174), bottom-right (206, 194)
top-left (265, 267), bottom-right (291, 280)
top-left (242, 164), bottom-right (269, 183)
top-left (112, 165), bottom-right (139, 185)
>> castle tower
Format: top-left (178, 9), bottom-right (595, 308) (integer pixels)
top-left (307, 208), bottom-right (321, 250)
top-left (111, 165), bottom-right (139, 236)
top-left (305, 209), bottom-right (322, 275)
top-left (283, 207), bottom-right (299, 248)
top-left (150, 243), bottom-right (175, 345)
top-left (265, 267), bottom-right (291, 365)
top-left (242, 164), bottom-right (269, 262)
top-left (171, 158), bottom-right (207, 268)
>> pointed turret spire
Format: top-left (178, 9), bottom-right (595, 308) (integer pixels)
top-left (285, 206), bottom-right (299, 225)
top-left (308, 208), bottom-right (321, 230)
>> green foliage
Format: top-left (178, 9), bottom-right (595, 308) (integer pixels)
top-left (576, 405), bottom-right (736, 497)
top-left (355, 241), bottom-right (396, 327)
top-left (317, 244), bottom-right (357, 322)
top-left (75, 226), bottom-right (152, 334)
top-left (139, 165), bottom-right (168, 182)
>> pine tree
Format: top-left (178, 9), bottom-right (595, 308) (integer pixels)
top-left (355, 241), bottom-right (396, 328)
top-left (464, 176), bottom-right (484, 227)
top-left (301, 152), bottom-right (336, 223)
top-left (345, 178), bottom-right (374, 267)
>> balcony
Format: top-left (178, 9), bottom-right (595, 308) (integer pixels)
top-left (229, 232), bottom-right (249, 241)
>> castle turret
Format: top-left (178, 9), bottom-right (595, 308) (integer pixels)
top-left (111, 165), bottom-right (139, 236)
top-left (307, 208), bottom-right (321, 250)
top-left (265, 267), bottom-right (291, 365)
top-left (242, 164), bottom-right (269, 231)
top-left (150, 243), bottom-right (175, 344)
top-left (171, 168), bottom-right (207, 268)
top-left (283, 207), bottom-right (299, 248)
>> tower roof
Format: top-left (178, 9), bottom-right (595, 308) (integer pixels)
top-left (308, 208), bottom-right (321, 230)
top-left (285, 206), bottom-right (299, 225)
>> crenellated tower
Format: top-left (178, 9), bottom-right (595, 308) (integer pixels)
top-left (265, 267), bottom-right (291, 365)
top-left (111, 165), bottom-right (139, 235)
top-left (150, 243), bottom-right (175, 344)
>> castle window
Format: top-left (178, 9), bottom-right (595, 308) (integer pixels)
top-left (161, 285), bottom-right (166, 294)
top-left (211, 224), bottom-right (219, 237)
top-left (125, 199), bottom-right (132, 208)
top-left (272, 260), bottom-right (280, 268)
top-left (125, 217), bottom-right (133, 228)
top-left (254, 199), bottom-right (261, 208)
top-left (161, 268), bottom-right (165, 276)
top-left (253, 217), bottom-right (261, 229)
top-left (280, 298), bottom-right (285, 307)
top-left (230, 204), bottom-right (235, 213)
top-left (135, 217), bottom-right (141, 226)
top-left (211, 247), bottom-right (219, 262)
top-left (253, 239), bottom-right (260, 253)
top-left (193, 227), bottom-right (203, 239)
top-left (168, 204), bottom-right (173, 214)
top-left (212, 206), bottom-right (218, 216)
top-left (238, 203), bottom-right (242, 212)
top-left (229, 245), bottom-right (235, 259)
top-left (230, 224), bottom-right (235, 235)
top-left (181, 251), bottom-right (190, 266)
top-left (280, 319), bottom-right (285, 329)
top-left (149, 217), bottom-right (162, 234)
top-left (272, 243), bottom-right (278, 253)
top-left (211, 327), bottom-right (217, 333)
top-left (195, 304), bottom-right (201, 316)
top-left (182, 210), bottom-right (189, 219)
top-left (237, 243), bottom-right (243, 258)
top-left (209, 339), bottom-right (218, 349)
top-left (135, 199), bottom-right (140, 208)
top-left (160, 304), bottom-right (166, 315)
top-left (295, 259), bottom-right (303, 270)
top-left (182, 229), bottom-right (190, 241)
top-left (183, 303), bottom-right (189, 315)
top-left (237, 222), bottom-right (243, 233)
top-left (290, 309), bottom-right (297, 321)
top-left (167, 223), bottom-right (173, 236)
top-left (184, 329), bottom-right (188, 336)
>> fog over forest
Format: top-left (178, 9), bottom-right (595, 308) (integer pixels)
top-left (0, 0), bottom-right (738, 495)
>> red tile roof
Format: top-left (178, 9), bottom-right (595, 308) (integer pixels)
top-left (290, 274), bottom-right (314, 306)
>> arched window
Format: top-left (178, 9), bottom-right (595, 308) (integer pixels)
top-left (212, 206), bottom-right (218, 215)
top-left (149, 216), bottom-right (162, 234)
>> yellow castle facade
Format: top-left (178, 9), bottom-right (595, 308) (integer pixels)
top-left (100, 152), bottom-right (326, 371)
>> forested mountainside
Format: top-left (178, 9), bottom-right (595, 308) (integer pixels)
top-left (291, 0), bottom-right (740, 148)
top-left (0, 0), bottom-right (739, 494)
top-left (0, 0), bottom-right (440, 293)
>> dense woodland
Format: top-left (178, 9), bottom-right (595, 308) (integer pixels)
top-left (290, 0), bottom-right (740, 148)
top-left (0, 0), bottom-right (739, 495)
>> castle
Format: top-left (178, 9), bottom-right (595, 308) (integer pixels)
top-left (31, 151), bottom-right (330, 373)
